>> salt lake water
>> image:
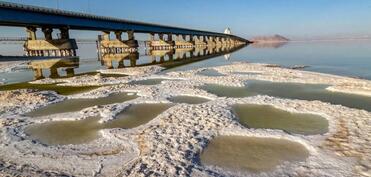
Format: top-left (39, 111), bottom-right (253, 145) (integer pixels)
top-left (1, 40), bottom-right (371, 85)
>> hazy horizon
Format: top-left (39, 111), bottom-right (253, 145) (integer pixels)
top-left (1, 0), bottom-right (371, 40)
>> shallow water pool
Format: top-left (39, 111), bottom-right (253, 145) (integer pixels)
top-left (201, 136), bottom-right (309, 173)
top-left (197, 69), bottom-right (225, 77)
top-left (26, 92), bottom-right (138, 117)
top-left (201, 80), bottom-right (371, 111)
top-left (25, 103), bottom-right (172, 145)
top-left (168, 95), bottom-right (210, 104)
top-left (233, 104), bottom-right (328, 135)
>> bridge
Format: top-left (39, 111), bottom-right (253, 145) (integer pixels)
top-left (0, 1), bottom-right (249, 57)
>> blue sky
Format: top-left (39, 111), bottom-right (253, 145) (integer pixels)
top-left (2, 0), bottom-right (371, 39)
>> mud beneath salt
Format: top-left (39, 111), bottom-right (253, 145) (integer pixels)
top-left (0, 62), bottom-right (370, 176)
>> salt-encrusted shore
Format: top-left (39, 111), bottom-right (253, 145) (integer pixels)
top-left (0, 62), bottom-right (370, 176)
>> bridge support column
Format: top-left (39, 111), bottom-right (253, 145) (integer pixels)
top-left (159, 34), bottom-right (164, 41)
top-left (126, 30), bottom-right (138, 49)
top-left (175, 35), bottom-right (181, 48)
top-left (190, 49), bottom-right (194, 57)
top-left (167, 34), bottom-right (173, 41)
top-left (176, 35), bottom-right (181, 41)
top-left (228, 38), bottom-right (233, 46)
top-left (98, 30), bottom-right (138, 55)
top-left (215, 37), bottom-right (222, 47)
top-left (33, 68), bottom-right (44, 80)
top-left (102, 31), bottom-right (110, 40)
top-left (26, 27), bottom-right (37, 40)
top-left (167, 33), bottom-right (175, 48)
top-left (147, 33), bottom-right (154, 48)
top-left (42, 27), bottom-right (53, 40)
top-left (24, 27), bottom-right (78, 57)
top-left (194, 35), bottom-right (207, 46)
top-left (168, 50), bottom-right (174, 60)
top-left (60, 27), bottom-right (70, 39)
top-left (174, 35), bottom-right (193, 48)
top-left (189, 35), bottom-right (195, 46)
top-left (149, 33), bottom-right (174, 50)
top-left (207, 36), bottom-right (216, 47)
top-left (182, 35), bottom-right (187, 42)
top-left (115, 31), bottom-right (122, 41)
top-left (65, 68), bottom-right (75, 77)
top-left (49, 67), bottom-right (60, 78)
top-left (149, 33), bottom-right (155, 41)
top-left (129, 54), bottom-right (138, 67)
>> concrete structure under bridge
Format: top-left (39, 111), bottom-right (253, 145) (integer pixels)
top-left (29, 57), bottom-right (79, 79)
top-left (0, 1), bottom-right (250, 57)
top-left (99, 43), bottom-right (245, 69)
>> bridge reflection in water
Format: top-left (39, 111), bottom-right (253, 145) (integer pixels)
top-left (29, 57), bottom-right (79, 80)
top-left (28, 43), bottom-right (246, 80)
top-left (98, 44), bottom-right (245, 69)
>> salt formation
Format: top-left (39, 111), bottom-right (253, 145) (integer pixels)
top-left (0, 62), bottom-right (370, 176)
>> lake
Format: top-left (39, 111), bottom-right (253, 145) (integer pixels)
top-left (0, 40), bottom-right (371, 84)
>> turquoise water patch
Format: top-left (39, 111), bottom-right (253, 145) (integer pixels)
top-left (201, 80), bottom-right (371, 111)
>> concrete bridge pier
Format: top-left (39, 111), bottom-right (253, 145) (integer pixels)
top-left (160, 56), bottom-right (165, 62)
top-left (195, 35), bottom-right (207, 46)
top-left (215, 37), bottom-right (223, 46)
top-left (49, 67), bottom-right (60, 78)
top-left (100, 51), bottom-right (139, 68)
top-left (126, 30), bottom-right (139, 48)
top-left (189, 49), bottom-right (194, 57)
top-left (221, 37), bottom-right (227, 46)
top-left (175, 35), bottom-right (182, 48)
top-left (159, 33), bottom-right (164, 41)
top-left (224, 37), bottom-right (231, 46)
top-left (26, 27), bottom-right (37, 40)
top-left (33, 68), bottom-right (44, 80)
top-left (194, 36), bottom-right (199, 46)
top-left (24, 27), bottom-right (78, 57)
top-left (189, 35), bottom-right (195, 46)
top-left (65, 68), bottom-right (75, 77)
top-left (175, 34), bottom-right (194, 48)
top-left (148, 33), bottom-right (155, 48)
top-left (167, 50), bottom-right (175, 60)
top-left (98, 30), bottom-right (138, 54)
top-left (149, 33), bottom-right (175, 50)
top-left (206, 36), bottom-right (216, 47)
top-left (203, 48), bottom-right (208, 55)
top-left (208, 45), bottom-right (216, 54)
top-left (167, 33), bottom-right (175, 47)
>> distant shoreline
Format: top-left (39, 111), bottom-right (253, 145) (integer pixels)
top-left (289, 38), bottom-right (371, 42)
top-left (249, 38), bottom-right (371, 43)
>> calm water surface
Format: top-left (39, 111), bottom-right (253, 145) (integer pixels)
top-left (233, 104), bottom-right (329, 135)
top-left (26, 92), bottom-right (138, 117)
top-left (1, 40), bottom-right (371, 84)
top-left (201, 136), bottom-right (309, 172)
top-left (201, 80), bottom-right (371, 112)
top-left (25, 103), bottom-right (172, 145)
top-left (168, 40), bottom-right (371, 80)
top-left (168, 95), bottom-right (210, 104)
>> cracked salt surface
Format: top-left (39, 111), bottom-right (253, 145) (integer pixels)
top-left (0, 62), bottom-right (370, 176)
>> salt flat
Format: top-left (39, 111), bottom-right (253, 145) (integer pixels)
top-left (0, 62), bottom-right (370, 176)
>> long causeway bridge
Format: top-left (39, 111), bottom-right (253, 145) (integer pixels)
top-left (0, 1), bottom-right (249, 57)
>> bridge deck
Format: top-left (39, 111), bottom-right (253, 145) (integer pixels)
top-left (0, 1), bottom-right (247, 41)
